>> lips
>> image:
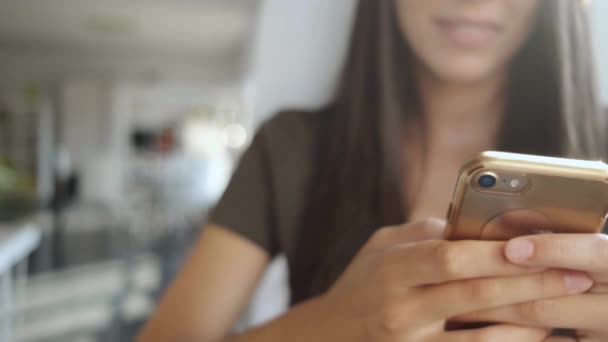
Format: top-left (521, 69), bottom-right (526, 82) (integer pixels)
top-left (436, 18), bottom-right (503, 48)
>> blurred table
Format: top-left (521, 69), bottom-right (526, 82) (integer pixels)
top-left (0, 222), bottom-right (41, 342)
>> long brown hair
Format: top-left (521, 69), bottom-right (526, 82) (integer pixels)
top-left (290, 0), bottom-right (605, 304)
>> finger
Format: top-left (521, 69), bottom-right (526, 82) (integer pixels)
top-left (363, 218), bottom-right (446, 253)
top-left (545, 333), bottom-right (601, 342)
top-left (417, 269), bottom-right (593, 322)
top-left (439, 324), bottom-right (548, 342)
top-left (590, 282), bottom-right (608, 294)
top-left (549, 329), bottom-right (597, 341)
top-left (383, 239), bottom-right (544, 286)
top-left (504, 234), bottom-right (608, 279)
top-left (543, 336), bottom-right (606, 342)
top-left (453, 294), bottom-right (608, 331)
top-left (480, 210), bottom-right (554, 240)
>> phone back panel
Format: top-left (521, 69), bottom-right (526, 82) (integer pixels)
top-left (446, 152), bottom-right (608, 240)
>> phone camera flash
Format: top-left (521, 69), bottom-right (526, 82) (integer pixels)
top-left (510, 179), bottom-right (521, 188)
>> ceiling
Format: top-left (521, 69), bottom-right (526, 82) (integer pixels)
top-left (0, 0), bottom-right (261, 82)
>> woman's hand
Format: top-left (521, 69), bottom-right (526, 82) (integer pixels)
top-left (452, 233), bottom-right (608, 341)
top-left (316, 219), bottom-right (593, 341)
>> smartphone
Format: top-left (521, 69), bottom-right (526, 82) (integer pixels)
top-left (445, 151), bottom-right (608, 241)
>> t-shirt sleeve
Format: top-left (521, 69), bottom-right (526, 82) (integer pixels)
top-left (207, 122), bottom-right (279, 256)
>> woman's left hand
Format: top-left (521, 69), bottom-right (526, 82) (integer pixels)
top-left (453, 233), bottom-right (608, 341)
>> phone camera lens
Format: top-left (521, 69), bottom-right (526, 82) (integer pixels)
top-left (478, 175), bottom-right (497, 188)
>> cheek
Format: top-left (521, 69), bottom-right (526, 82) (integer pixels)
top-left (396, 0), bottom-right (445, 71)
top-left (484, 1), bottom-right (541, 76)
top-left (501, 0), bottom-right (542, 54)
top-left (396, 0), bottom-right (434, 45)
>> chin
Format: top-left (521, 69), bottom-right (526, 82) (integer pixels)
top-left (428, 60), bottom-right (502, 84)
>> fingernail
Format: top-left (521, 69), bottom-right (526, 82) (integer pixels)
top-left (564, 272), bottom-right (594, 294)
top-left (505, 238), bottom-right (534, 262)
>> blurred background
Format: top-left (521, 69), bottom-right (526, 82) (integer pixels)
top-left (0, 1), bottom-right (605, 341)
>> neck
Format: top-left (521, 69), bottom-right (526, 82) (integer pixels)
top-left (415, 65), bottom-right (507, 141)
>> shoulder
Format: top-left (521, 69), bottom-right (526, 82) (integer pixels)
top-left (254, 108), bottom-right (331, 162)
top-left (257, 109), bottom-right (327, 146)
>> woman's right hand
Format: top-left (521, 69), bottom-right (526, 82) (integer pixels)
top-left (317, 218), bottom-right (594, 341)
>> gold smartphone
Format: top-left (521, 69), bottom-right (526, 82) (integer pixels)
top-left (445, 151), bottom-right (608, 241)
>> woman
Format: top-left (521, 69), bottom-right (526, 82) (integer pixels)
top-left (139, 0), bottom-right (608, 341)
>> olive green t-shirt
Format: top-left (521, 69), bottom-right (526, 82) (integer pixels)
top-left (208, 111), bottom-right (319, 263)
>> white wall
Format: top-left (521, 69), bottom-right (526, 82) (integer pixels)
top-left (591, 0), bottom-right (608, 106)
top-left (250, 0), bottom-right (357, 121)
